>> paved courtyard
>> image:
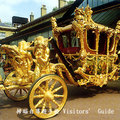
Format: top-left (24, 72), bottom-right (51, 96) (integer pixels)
top-left (0, 80), bottom-right (120, 120)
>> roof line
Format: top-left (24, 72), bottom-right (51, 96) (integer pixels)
top-left (0, 1), bottom-right (120, 44)
top-left (16, 4), bottom-right (72, 32)
top-left (92, 1), bottom-right (120, 14)
top-left (62, 0), bottom-right (84, 19)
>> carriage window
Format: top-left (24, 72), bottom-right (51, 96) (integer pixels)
top-left (61, 31), bottom-right (80, 48)
top-left (87, 30), bottom-right (96, 50)
top-left (98, 32), bottom-right (107, 54)
top-left (58, 30), bottom-right (80, 54)
top-left (71, 31), bottom-right (79, 47)
top-left (109, 35), bottom-right (114, 51)
top-left (62, 35), bottom-right (68, 48)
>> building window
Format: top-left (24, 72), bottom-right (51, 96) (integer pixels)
top-left (0, 32), bottom-right (6, 39)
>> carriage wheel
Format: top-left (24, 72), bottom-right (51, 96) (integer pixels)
top-left (4, 71), bottom-right (29, 101)
top-left (4, 88), bottom-right (29, 101)
top-left (29, 74), bottom-right (67, 119)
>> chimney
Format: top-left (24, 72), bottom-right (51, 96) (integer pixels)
top-left (30, 12), bottom-right (34, 22)
top-left (41, 5), bottom-right (47, 16)
top-left (58, 0), bottom-right (67, 8)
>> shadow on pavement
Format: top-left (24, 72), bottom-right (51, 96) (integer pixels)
top-left (67, 80), bottom-right (120, 100)
top-left (0, 91), bottom-right (38, 120)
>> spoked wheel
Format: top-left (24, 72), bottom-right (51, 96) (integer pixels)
top-left (5, 88), bottom-right (29, 101)
top-left (29, 74), bottom-right (68, 119)
top-left (4, 71), bottom-right (29, 101)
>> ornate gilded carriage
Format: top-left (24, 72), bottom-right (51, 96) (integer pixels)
top-left (51, 5), bottom-right (120, 87)
top-left (0, 6), bottom-right (120, 119)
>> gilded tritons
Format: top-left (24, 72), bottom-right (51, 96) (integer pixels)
top-left (2, 36), bottom-right (59, 86)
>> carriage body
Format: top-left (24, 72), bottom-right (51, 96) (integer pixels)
top-left (51, 5), bottom-right (120, 87)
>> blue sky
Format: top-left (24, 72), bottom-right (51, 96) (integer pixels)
top-left (0, 0), bottom-right (74, 23)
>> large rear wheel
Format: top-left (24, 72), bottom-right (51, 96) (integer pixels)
top-left (4, 71), bottom-right (29, 101)
top-left (29, 74), bottom-right (67, 119)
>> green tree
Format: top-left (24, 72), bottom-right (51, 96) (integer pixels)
top-left (4, 22), bottom-right (12, 27)
top-left (52, 7), bottom-right (58, 11)
top-left (67, 0), bottom-right (74, 5)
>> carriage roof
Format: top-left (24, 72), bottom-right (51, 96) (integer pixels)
top-left (51, 5), bottom-right (120, 55)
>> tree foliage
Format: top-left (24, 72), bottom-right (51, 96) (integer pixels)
top-left (52, 0), bottom-right (74, 11)
top-left (67, 0), bottom-right (74, 5)
top-left (52, 7), bottom-right (58, 11)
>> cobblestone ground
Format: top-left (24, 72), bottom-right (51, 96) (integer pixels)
top-left (0, 80), bottom-right (120, 120)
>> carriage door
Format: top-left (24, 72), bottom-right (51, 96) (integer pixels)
top-left (97, 32), bottom-right (108, 74)
top-left (98, 32), bottom-right (114, 75)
